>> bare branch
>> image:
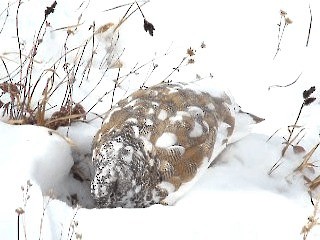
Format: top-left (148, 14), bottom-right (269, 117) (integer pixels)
top-left (268, 72), bottom-right (302, 90)
top-left (306, 4), bottom-right (312, 47)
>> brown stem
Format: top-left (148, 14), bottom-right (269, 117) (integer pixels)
top-left (306, 4), bottom-right (312, 47)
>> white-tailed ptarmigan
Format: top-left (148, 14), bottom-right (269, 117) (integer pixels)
top-left (90, 82), bottom-right (263, 208)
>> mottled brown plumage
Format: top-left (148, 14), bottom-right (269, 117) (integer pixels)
top-left (91, 82), bottom-right (263, 208)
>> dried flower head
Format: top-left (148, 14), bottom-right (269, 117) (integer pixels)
top-left (15, 207), bottom-right (25, 215)
top-left (303, 86), bottom-right (316, 99)
top-left (304, 97), bottom-right (316, 106)
top-left (285, 17), bottom-right (293, 25)
top-left (27, 180), bottom-right (32, 187)
top-left (187, 47), bottom-right (195, 56)
top-left (280, 10), bottom-right (287, 16)
top-left (293, 145), bottom-right (306, 154)
top-left (76, 233), bottom-right (83, 240)
top-left (143, 19), bottom-right (155, 36)
top-left (45, 1), bottom-right (57, 18)
top-left (188, 59), bottom-right (195, 64)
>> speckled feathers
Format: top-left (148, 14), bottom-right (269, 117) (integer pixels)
top-left (91, 82), bottom-right (263, 207)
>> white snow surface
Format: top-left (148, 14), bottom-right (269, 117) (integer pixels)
top-left (155, 132), bottom-right (178, 148)
top-left (189, 121), bottom-right (203, 138)
top-left (1, 0), bottom-right (320, 239)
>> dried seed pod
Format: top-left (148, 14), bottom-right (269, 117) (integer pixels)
top-left (280, 10), bottom-right (287, 16)
top-left (304, 97), bottom-right (316, 106)
top-left (187, 47), bottom-right (195, 56)
top-left (143, 19), bottom-right (155, 36)
top-left (15, 207), bottom-right (25, 215)
top-left (285, 17), bottom-right (293, 25)
top-left (303, 86), bottom-right (316, 99)
top-left (45, 1), bottom-right (57, 18)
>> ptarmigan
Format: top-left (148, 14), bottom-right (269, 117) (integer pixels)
top-left (91, 82), bottom-right (263, 208)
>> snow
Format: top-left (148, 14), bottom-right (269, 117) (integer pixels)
top-left (189, 121), bottom-right (203, 138)
top-left (1, 0), bottom-right (320, 239)
top-left (169, 111), bottom-right (190, 122)
top-left (187, 106), bottom-right (205, 117)
top-left (155, 132), bottom-right (178, 148)
top-left (157, 109), bottom-right (168, 120)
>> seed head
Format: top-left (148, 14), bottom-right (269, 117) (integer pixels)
top-left (285, 17), bottom-right (293, 25)
top-left (15, 207), bottom-right (25, 215)
top-left (304, 97), bottom-right (316, 106)
top-left (303, 86), bottom-right (316, 99)
top-left (280, 10), bottom-right (287, 16)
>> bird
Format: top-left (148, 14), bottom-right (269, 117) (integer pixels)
top-left (90, 81), bottom-right (264, 208)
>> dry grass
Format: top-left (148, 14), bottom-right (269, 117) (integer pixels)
top-left (15, 180), bottom-right (32, 240)
top-left (0, 1), bottom-right (87, 129)
top-left (1, 1), bottom-right (208, 239)
top-left (0, 1), bottom-right (154, 131)
top-left (266, 83), bottom-right (319, 238)
top-left (268, 86), bottom-right (317, 175)
top-left (274, 9), bottom-right (293, 59)
top-left (1, 1), bottom-right (156, 239)
top-left (267, 86), bottom-right (320, 238)
top-left (301, 194), bottom-right (320, 240)
top-left (0, 0), bottom-right (244, 239)
top-left (0, 0), bottom-right (206, 132)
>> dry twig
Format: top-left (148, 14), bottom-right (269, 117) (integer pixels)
top-left (268, 86), bottom-right (316, 175)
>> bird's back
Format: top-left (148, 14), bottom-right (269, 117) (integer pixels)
top-left (91, 82), bottom-right (261, 207)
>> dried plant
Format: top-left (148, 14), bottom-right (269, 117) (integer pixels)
top-left (66, 207), bottom-right (80, 240)
top-left (294, 143), bottom-right (319, 175)
top-left (161, 44), bottom-right (206, 83)
top-left (274, 9), bottom-right (293, 59)
top-left (39, 193), bottom-right (53, 240)
top-left (301, 195), bottom-right (320, 240)
top-left (1, 1), bottom-right (110, 129)
top-left (306, 4), bottom-right (312, 47)
top-left (0, 2), bottom-right (12, 35)
top-left (0, 1), bottom-right (195, 239)
top-left (268, 72), bottom-right (302, 90)
top-left (268, 86), bottom-right (317, 175)
top-left (16, 180), bottom-right (33, 240)
top-left (15, 180), bottom-right (75, 240)
top-left (135, 1), bottom-right (155, 36)
top-left (0, 0), bottom-right (159, 131)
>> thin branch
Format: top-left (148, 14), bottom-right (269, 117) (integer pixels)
top-left (266, 128), bottom-right (281, 142)
top-left (113, 1), bottom-right (149, 32)
top-left (74, 40), bottom-right (89, 84)
top-left (0, 57), bottom-right (14, 83)
top-left (273, 22), bottom-right (287, 59)
top-left (82, 22), bottom-right (96, 85)
top-left (268, 103), bottom-right (305, 175)
top-left (103, 0), bottom-right (148, 12)
top-left (306, 4), bottom-right (312, 47)
top-left (135, 0), bottom-right (146, 19)
top-left (162, 57), bottom-right (187, 83)
top-left (268, 72), bottom-right (302, 90)
top-left (110, 67), bottom-right (121, 110)
top-left (15, 0), bottom-right (23, 82)
top-left (66, 208), bottom-right (79, 240)
top-left (121, 1), bottom-right (149, 28)
top-left (0, 2), bottom-right (10, 35)
top-left (17, 214), bottom-right (20, 240)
